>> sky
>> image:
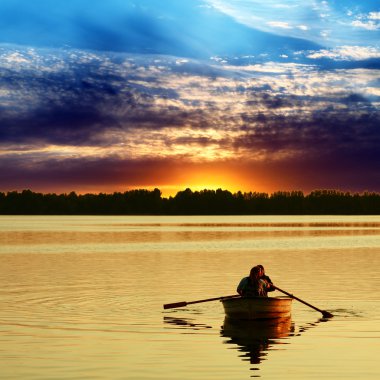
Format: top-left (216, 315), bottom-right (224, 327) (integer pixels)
top-left (0, 0), bottom-right (379, 196)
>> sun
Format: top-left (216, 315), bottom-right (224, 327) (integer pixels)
top-left (155, 166), bottom-right (250, 197)
top-left (126, 160), bottom-right (272, 198)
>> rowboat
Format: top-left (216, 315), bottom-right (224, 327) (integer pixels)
top-left (221, 296), bottom-right (292, 320)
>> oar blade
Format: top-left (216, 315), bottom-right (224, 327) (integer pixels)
top-left (163, 301), bottom-right (187, 309)
top-left (322, 310), bottom-right (334, 318)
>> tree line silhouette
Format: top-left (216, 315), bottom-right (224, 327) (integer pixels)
top-left (1, 188), bottom-right (380, 215)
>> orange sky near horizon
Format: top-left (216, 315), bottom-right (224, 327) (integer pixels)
top-left (1, 49), bottom-right (379, 196)
top-left (4, 157), bottom-right (367, 198)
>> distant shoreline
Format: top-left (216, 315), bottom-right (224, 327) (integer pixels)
top-left (1, 188), bottom-right (380, 215)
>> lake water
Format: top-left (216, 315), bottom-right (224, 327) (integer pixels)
top-left (0, 215), bottom-right (379, 379)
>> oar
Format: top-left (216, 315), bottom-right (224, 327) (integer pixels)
top-left (163, 294), bottom-right (240, 310)
top-left (273, 285), bottom-right (333, 318)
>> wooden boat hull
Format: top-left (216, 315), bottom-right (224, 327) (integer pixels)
top-left (221, 296), bottom-right (292, 320)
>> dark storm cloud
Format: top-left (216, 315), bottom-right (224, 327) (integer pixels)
top-left (1, 44), bottom-right (380, 192)
top-left (0, 50), bottom-right (192, 145)
top-left (0, 154), bottom-right (183, 190)
top-left (236, 101), bottom-right (380, 169)
top-left (245, 93), bottom-right (303, 109)
top-left (0, 70), bottom-right (130, 144)
top-left (0, 47), bottom-right (242, 148)
top-left (2, 132), bottom-right (379, 194)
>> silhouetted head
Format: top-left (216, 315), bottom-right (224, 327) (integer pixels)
top-left (257, 264), bottom-right (265, 276)
top-left (249, 266), bottom-right (261, 281)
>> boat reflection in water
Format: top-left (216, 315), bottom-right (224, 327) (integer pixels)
top-left (163, 316), bottom-right (213, 330)
top-left (221, 317), bottom-right (294, 372)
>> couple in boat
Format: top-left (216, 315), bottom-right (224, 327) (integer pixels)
top-left (237, 265), bottom-right (275, 297)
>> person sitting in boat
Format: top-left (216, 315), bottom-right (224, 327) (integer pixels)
top-left (237, 266), bottom-right (272, 297)
top-left (257, 264), bottom-right (275, 293)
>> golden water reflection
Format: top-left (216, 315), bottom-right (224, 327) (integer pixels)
top-left (2, 216), bottom-right (379, 380)
top-left (220, 316), bottom-right (332, 376)
top-left (163, 315), bottom-right (309, 375)
top-left (221, 317), bottom-right (293, 373)
top-left (163, 316), bottom-right (213, 330)
top-left (2, 227), bottom-right (380, 246)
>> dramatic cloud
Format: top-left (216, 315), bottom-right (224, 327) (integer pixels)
top-left (0, 0), bottom-right (319, 58)
top-left (0, 1), bottom-right (379, 194)
top-left (207, 0), bottom-right (380, 46)
top-left (306, 46), bottom-right (380, 61)
top-left (352, 12), bottom-right (380, 31)
top-left (1, 44), bottom-right (379, 194)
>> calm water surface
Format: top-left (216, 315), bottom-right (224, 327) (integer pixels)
top-left (1, 215), bottom-right (379, 379)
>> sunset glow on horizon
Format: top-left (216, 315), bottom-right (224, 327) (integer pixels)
top-left (0, 0), bottom-right (379, 195)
